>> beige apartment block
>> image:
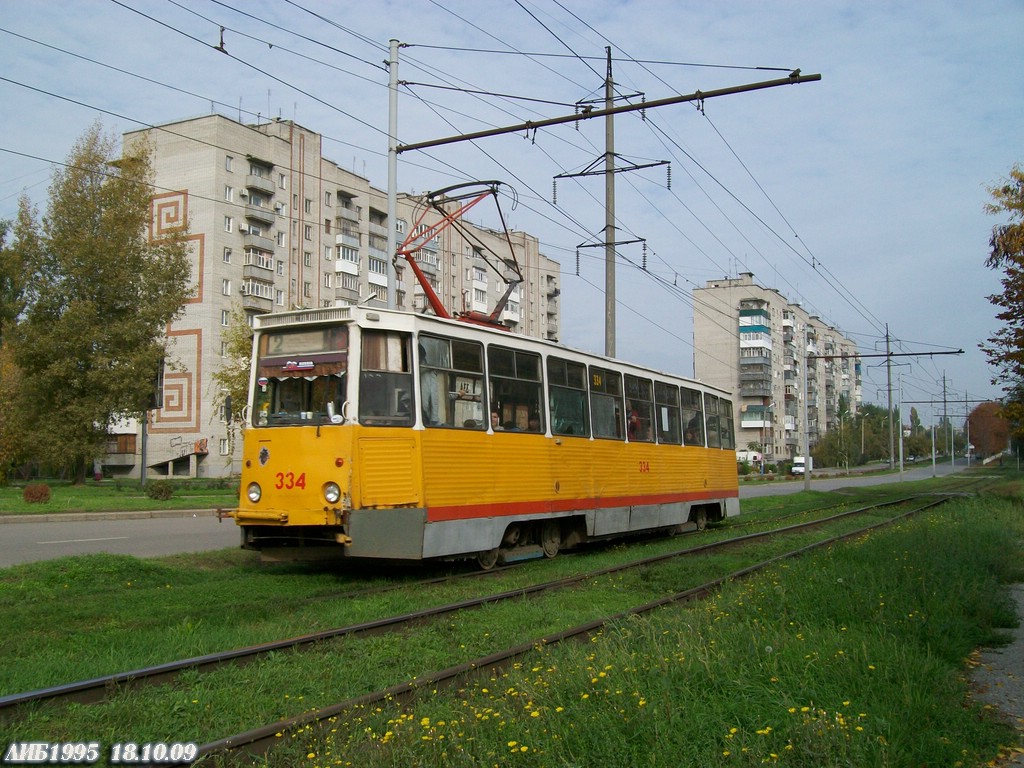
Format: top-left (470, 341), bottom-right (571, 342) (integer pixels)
top-left (693, 272), bottom-right (861, 465)
top-left (115, 114), bottom-right (560, 479)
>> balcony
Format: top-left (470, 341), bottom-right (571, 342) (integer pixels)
top-left (739, 383), bottom-right (772, 398)
top-left (243, 263), bottom-right (274, 281)
top-left (337, 205), bottom-right (360, 223)
top-left (245, 203), bottom-right (275, 226)
top-left (243, 232), bottom-right (276, 252)
top-left (245, 173), bottom-right (275, 196)
top-left (368, 221), bottom-right (388, 238)
top-left (335, 232), bottom-right (360, 248)
top-left (242, 294), bottom-right (272, 312)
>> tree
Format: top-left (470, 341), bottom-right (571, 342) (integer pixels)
top-left (1, 216), bottom-right (30, 344)
top-left (8, 122), bottom-right (192, 482)
top-left (982, 164), bottom-right (1024, 438)
top-left (967, 401), bottom-right (1009, 459)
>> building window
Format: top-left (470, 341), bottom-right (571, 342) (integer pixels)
top-left (304, 251), bottom-right (312, 267)
top-left (340, 246), bottom-right (359, 263)
top-left (276, 231), bottom-right (285, 247)
top-left (341, 273), bottom-right (359, 290)
top-left (324, 218), bottom-right (331, 235)
top-left (224, 216), bottom-right (233, 233)
top-left (304, 224), bottom-right (312, 241)
top-left (223, 247), bottom-right (231, 263)
top-left (275, 289), bottom-right (284, 306)
top-left (221, 279), bottom-right (231, 296)
top-left (220, 310), bottom-right (230, 327)
top-left (219, 438), bottom-right (230, 456)
top-left (276, 260), bottom-right (284, 276)
top-left (304, 198), bottom-right (313, 214)
top-left (368, 257), bottom-right (387, 275)
top-left (323, 271), bottom-right (333, 288)
top-left (225, 155), bottom-right (233, 172)
top-left (224, 185), bottom-right (234, 202)
top-left (303, 281), bottom-right (311, 298)
top-left (220, 341), bottom-right (228, 357)
top-left (278, 173), bottom-right (286, 189)
top-left (324, 245), bottom-right (332, 261)
top-left (324, 191), bottom-right (332, 207)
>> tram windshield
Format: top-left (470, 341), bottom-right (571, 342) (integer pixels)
top-left (252, 325), bottom-right (349, 426)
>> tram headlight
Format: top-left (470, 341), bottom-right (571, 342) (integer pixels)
top-left (323, 482), bottom-right (341, 504)
top-left (247, 482), bottom-right (262, 503)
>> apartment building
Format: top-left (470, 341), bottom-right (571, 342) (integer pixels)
top-left (692, 272), bottom-right (861, 464)
top-left (113, 114), bottom-right (560, 479)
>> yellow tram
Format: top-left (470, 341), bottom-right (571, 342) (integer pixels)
top-left (230, 305), bottom-right (740, 567)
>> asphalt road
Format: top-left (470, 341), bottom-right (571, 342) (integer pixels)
top-left (0, 458), bottom-right (980, 569)
top-left (0, 511), bottom-right (239, 568)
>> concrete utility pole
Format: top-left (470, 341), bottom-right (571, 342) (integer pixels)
top-left (886, 324), bottom-right (894, 470)
top-left (604, 47), bottom-right (616, 358)
top-left (386, 39), bottom-right (399, 310)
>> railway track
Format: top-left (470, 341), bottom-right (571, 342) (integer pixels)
top-left (196, 494), bottom-right (955, 764)
top-left (1, 493), bottom-right (948, 726)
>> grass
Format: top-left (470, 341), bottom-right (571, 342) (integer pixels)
top-left (0, 472), bottom-right (1021, 766)
top-left (0, 479), bottom-right (238, 515)
top-left (283, 496), bottom-right (1023, 767)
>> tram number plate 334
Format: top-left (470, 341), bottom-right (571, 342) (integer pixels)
top-left (274, 471), bottom-right (307, 490)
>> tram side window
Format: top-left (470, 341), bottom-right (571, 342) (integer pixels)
top-left (625, 374), bottom-right (654, 442)
top-left (488, 346), bottom-right (543, 432)
top-left (548, 357), bottom-right (589, 437)
top-left (654, 381), bottom-right (681, 445)
top-left (704, 394), bottom-right (722, 448)
top-left (358, 330), bottom-right (413, 426)
top-left (590, 366), bottom-right (624, 440)
top-left (719, 397), bottom-right (736, 449)
top-left (419, 334), bottom-right (485, 429)
top-left (681, 386), bottom-right (705, 446)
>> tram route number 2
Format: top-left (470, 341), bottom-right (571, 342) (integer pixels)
top-left (275, 471), bottom-right (306, 490)
top-left (638, 461), bottom-right (651, 473)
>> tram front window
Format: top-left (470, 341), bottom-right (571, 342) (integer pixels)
top-left (252, 324), bottom-right (349, 427)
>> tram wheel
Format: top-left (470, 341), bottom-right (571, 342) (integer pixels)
top-left (476, 547), bottom-right (500, 570)
top-left (539, 520), bottom-right (561, 558)
top-left (691, 508), bottom-right (708, 532)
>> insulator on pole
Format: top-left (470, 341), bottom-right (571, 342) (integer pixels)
top-left (575, 249), bottom-right (580, 276)
top-left (552, 178), bottom-right (557, 205)
top-left (642, 242), bottom-right (648, 270)
top-left (641, 95), bottom-right (646, 121)
top-left (666, 164), bottom-right (672, 190)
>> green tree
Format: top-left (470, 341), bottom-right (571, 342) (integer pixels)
top-left (982, 164), bottom-right (1024, 437)
top-left (8, 122), bottom-right (192, 482)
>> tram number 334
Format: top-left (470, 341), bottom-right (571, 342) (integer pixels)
top-left (638, 461), bottom-right (651, 473)
top-left (275, 472), bottom-right (307, 490)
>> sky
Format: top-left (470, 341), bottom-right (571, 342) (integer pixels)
top-left (1, 0), bottom-right (1021, 427)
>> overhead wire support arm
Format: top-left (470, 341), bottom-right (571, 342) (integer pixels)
top-left (395, 72), bottom-right (821, 154)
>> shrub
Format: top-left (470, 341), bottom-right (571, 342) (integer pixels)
top-left (145, 480), bottom-right (175, 501)
top-left (22, 483), bottom-right (51, 504)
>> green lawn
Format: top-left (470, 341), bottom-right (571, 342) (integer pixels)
top-left (0, 479), bottom-right (238, 515)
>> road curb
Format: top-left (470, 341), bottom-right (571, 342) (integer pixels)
top-left (0, 509), bottom-right (226, 524)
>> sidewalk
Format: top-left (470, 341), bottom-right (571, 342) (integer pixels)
top-left (971, 584), bottom-right (1024, 764)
